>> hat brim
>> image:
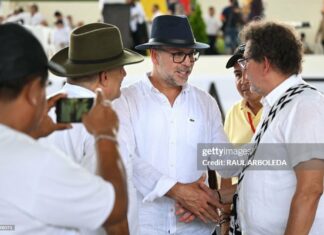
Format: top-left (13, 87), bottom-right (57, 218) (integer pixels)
top-left (50, 47), bottom-right (144, 78)
top-left (135, 41), bottom-right (210, 51)
top-left (226, 54), bottom-right (243, 69)
top-left (48, 60), bottom-right (66, 75)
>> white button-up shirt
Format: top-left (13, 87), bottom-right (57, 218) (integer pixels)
top-left (204, 15), bottom-right (221, 36)
top-left (0, 124), bottom-right (114, 235)
top-left (129, 2), bottom-right (146, 32)
top-left (238, 75), bottom-right (324, 235)
top-left (40, 84), bottom-right (107, 235)
top-left (113, 75), bottom-right (228, 235)
top-left (41, 83), bottom-right (97, 173)
top-left (41, 83), bottom-right (138, 235)
top-left (30, 12), bottom-right (44, 26)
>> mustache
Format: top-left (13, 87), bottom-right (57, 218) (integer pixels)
top-left (177, 68), bottom-right (192, 73)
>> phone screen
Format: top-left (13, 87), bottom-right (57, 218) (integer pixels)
top-left (55, 98), bottom-right (94, 123)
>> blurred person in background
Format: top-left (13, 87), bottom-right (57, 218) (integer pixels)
top-left (152, 4), bottom-right (163, 20)
top-left (148, 4), bottom-right (163, 36)
top-left (54, 10), bottom-right (70, 30)
top-left (52, 19), bottom-right (70, 52)
top-left (221, 0), bottom-right (244, 54)
top-left (167, 0), bottom-right (178, 15)
top-left (315, 10), bottom-right (324, 53)
top-left (29, 4), bottom-right (45, 26)
top-left (66, 15), bottom-right (75, 29)
top-left (204, 6), bottom-right (221, 55)
top-left (5, 4), bottom-right (46, 26)
top-left (128, 0), bottom-right (148, 55)
top-left (5, 7), bottom-right (30, 25)
top-left (247, 0), bottom-right (264, 22)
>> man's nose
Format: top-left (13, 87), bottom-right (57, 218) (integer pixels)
top-left (182, 54), bottom-right (193, 66)
top-left (241, 71), bottom-right (249, 83)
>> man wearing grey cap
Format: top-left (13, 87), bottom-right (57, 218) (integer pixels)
top-left (220, 44), bottom-right (262, 235)
top-left (224, 44), bottom-right (262, 147)
top-left (114, 15), bottom-right (226, 235)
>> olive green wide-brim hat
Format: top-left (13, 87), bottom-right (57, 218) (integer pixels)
top-left (50, 23), bottom-right (144, 78)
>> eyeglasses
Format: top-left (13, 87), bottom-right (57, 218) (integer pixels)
top-left (157, 48), bottom-right (200, 63)
top-left (237, 57), bottom-right (251, 69)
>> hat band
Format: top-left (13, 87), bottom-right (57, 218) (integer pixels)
top-left (70, 51), bottom-right (124, 64)
top-left (149, 38), bottom-right (195, 46)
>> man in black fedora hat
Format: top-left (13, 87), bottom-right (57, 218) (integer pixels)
top-left (114, 15), bottom-right (227, 235)
top-left (41, 23), bottom-right (143, 235)
top-left (0, 23), bottom-right (127, 234)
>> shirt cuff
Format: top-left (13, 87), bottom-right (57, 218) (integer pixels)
top-left (143, 175), bottom-right (177, 202)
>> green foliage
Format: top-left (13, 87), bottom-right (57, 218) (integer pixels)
top-left (189, 2), bottom-right (208, 44)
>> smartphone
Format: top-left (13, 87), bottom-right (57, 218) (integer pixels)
top-left (55, 97), bottom-right (94, 123)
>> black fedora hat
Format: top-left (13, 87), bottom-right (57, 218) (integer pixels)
top-left (135, 15), bottom-right (209, 50)
top-left (226, 44), bottom-right (245, 69)
top-left (50, 23), bottom-right (144, 78)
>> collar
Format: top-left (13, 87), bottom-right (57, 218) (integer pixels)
top-left (62, 83), bottom-right (95, 97)
top-left (239, 99), bottom-right (260, 116)
top-left (142, 72), bottom-right (190, 95)
top-left (239, 99), bottom-right (248, 110)
top-left (261, 74), bottom-right (304, 108)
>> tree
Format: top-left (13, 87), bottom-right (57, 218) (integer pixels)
top-left (189, 1), bottom-right (208, 45)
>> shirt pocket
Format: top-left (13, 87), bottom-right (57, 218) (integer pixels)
top-left (186, 117), bottom-right (207, 149)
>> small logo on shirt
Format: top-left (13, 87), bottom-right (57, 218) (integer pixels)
top-left (0, 225), bottom-right (15, 231)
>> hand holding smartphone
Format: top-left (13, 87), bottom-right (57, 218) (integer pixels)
top-left (30, 93), bottom-right (72, 138)
top-left (55, 98), bottom-right (94, 123)
top-left (82, 89), bottom-right (119, 137)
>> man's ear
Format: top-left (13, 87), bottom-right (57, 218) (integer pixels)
top-left (25, 77), bottom-right (42, 106)
top-left (263, 56), bottom-right (271, 74)
top-left (151, 49), bottom-right (159, 65)
top-left (99, 71), bottom-right (110, 87)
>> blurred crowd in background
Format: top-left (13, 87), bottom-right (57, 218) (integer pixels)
top-left (0, 0), bottom-right (323, 56)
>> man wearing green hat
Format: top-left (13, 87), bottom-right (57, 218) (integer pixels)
top-left (41, 23), bottom-right (143, 235)
top-left (0, 23), bottom-right (127, 235)
top-left (114, 15), bottom-right (226, 235)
